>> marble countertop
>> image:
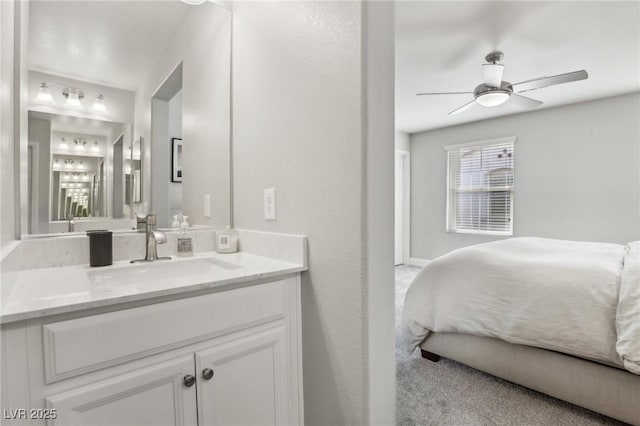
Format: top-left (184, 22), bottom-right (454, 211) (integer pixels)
top-left (0, 251), bottom-right (306, 324)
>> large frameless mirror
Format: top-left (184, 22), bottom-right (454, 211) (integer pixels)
top-left (21, 0), bottom-right (231, 236)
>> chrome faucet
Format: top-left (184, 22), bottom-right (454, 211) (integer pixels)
top-left (131, 213), bottom-right (171, 263)
top-left (67, 213), bottom-right (75, 232)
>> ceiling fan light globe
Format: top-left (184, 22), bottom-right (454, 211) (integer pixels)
top-left (476, 91), bottom-right (510, 107)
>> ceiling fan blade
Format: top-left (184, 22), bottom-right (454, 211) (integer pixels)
top-left (417, 91), bottom-right (473, 96)
top-left (511, 70), bottom-right (588, 93)
top-left (509, 93), bottom-right (543, 109)
top-left (448, 98), bottom-right (477, 115)
top-left (482, 63), bottom-right (504, 88)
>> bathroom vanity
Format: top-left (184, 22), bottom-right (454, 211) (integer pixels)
top-left (1, 231), bottom-right (307, 426)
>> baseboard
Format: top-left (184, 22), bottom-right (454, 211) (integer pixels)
top-left (408, 257), bottom-right (430, 267)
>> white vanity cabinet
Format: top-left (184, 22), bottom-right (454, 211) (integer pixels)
top-left (46, 355), bottom-right (198, 426)
top-left (1, 275), bottom-right (303, 426)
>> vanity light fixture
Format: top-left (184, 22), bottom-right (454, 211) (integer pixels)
top-left (58, 137), bottom-right (69, 150)
top-left (92, 95), bottom-right (107, 113)
top-left (35, 82), bottom-right (109, 114)
top-left (64, 159), bottom-right (74, 169)
top-left (35, 83), bottom-right (54, 103)
top-left (74, 138), bottom-right (87, 151)
top-left (91, 140), bottom-right (100, 153)
top-left (63, 88), bottom-right (84, 108)
top-left (77, 161), bottom-right (85, 170)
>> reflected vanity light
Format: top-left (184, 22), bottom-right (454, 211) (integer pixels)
top-left (63, 88), bottom-right (83, 108)
top-left (92, 95), bottom-right (107, 113)
top-left (58, 137), bottom-right (69, 150)
top-left (35, 82), bottom-right (108, 114)
top-left (35, 83), bottom-right (54, 103)
top-left (91, 141), bottom-right (100, 153)
top-left (74, 138), bottom-right (86, 151)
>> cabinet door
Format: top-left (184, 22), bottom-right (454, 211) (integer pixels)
top-left (46, 355), bottom-right (197, 426)
top-left (195, 327), bottom-right (289, 426)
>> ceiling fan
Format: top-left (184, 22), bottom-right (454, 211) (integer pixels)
top-left (417, 51), bottom-right (588, 115)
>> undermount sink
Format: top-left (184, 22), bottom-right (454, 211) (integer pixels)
top-left (88, 257), bottom-right (241, 288)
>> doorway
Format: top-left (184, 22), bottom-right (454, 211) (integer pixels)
top-left (395, 149), bottom-right (410, 265)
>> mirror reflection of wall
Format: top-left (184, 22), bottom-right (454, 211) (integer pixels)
top-left (151, 64), bottom-right (183, 228)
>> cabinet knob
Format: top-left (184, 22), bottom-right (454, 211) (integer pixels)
top-left (184, 374), bottom-right (196, 387)
top-left (202, 368), bottom-right (214, 380)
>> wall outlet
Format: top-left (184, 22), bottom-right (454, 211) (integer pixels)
top-left (264, 188), bottom-right (276, 220)
top-left (203, 194), bottom-right (211, 218)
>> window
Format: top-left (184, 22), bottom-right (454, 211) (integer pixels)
top-left (446, 137), bottom-right (515, 235)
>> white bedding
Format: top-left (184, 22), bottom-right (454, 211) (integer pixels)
top-left (402, 237), bottom-right (640, 373)
top-left (616, 241), bottom-right (640, 373)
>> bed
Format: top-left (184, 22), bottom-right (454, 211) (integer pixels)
top-left (401, 237), bottom-right (640, 425)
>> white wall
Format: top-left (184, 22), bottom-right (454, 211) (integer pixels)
top-left (395, 130), bottom-right (409, 151)
top-left (135, 4), bottom-right (230, 228)
top-left (411, 93), bottom-right (640, 260)
top-left (232, 2), bottom-right (394, 424)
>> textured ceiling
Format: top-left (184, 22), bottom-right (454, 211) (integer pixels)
top-left (396, 1), bottom-right (640, 134)
top-left (28, 1), bottom-right (190, 91)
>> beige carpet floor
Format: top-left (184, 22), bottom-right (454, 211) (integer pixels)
top-left (395, 265), bottom-right (627, 426)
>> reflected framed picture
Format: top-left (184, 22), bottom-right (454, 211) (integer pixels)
top-left (171, 138), bottom-right (183, 183)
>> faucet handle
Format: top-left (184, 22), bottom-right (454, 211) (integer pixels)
top-left (135, 213), bottom-right (147, 232)
top-left (145, 213), bottom-right (157, 229)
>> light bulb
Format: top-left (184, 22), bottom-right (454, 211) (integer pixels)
top-left (92, 95), bottom-right (107, 113)
top-left (35, 83), bottom-right (54, 104)
top-left (64, 88), bottom-right (83, 108)
top-left (58, 138), bottom-right (69, 150)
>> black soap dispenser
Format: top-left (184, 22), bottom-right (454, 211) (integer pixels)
top-left (86, 230), bottom-right (113, 267)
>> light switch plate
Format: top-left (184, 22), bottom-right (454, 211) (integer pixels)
top-left (203, 194), bottom-right (211, 218)
top-left (264, 188), bottom-right (276, 220)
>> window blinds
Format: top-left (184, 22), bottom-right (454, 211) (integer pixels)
top-left (446, 138), bottom-right (515, 235)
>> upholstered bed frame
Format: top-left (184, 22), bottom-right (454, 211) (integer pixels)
top-left (420, 332), bottom-right (640, 425)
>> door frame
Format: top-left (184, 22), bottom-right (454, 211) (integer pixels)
top-left (395, 148), bottom-right (411, 265)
